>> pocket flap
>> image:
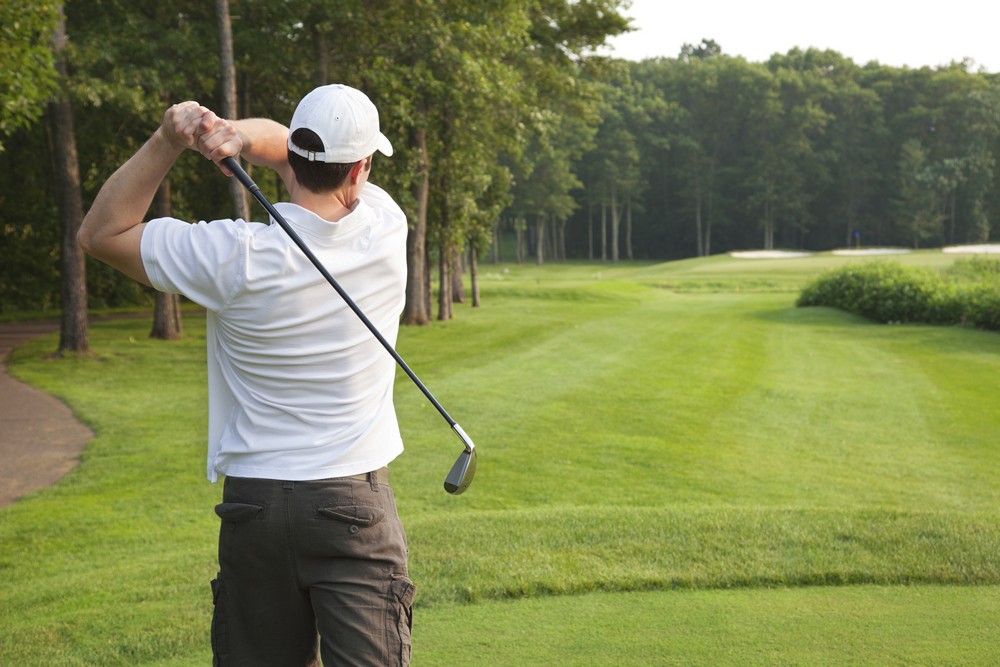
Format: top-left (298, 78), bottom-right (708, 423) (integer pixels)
top-left (214, 502), bottom-right (263, 522)
top-left (318, 505), bottom-right (386, 527)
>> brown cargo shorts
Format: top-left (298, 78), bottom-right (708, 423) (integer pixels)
top-left (210, 468), bottom-right (415, 666)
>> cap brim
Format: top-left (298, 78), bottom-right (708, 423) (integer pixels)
top-left (376, 133), bottom-right (393, 157)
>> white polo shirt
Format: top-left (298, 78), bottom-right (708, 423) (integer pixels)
top-left (141, 183), bottom-right (407, 482)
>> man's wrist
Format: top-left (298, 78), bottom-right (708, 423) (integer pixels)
top-left (152, 125), bottom-right (188, 156)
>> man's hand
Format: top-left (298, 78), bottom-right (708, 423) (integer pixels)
top-left (159, 102), bottom-right (244, 176)
top-left (160, 102), bottom-right (212, 152)
top-left (196, 111), bottom-right (244, 177)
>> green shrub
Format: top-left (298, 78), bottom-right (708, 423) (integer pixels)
top-left (944, 256), bottom-right (1000, 282)
top-left (958, 283), bottom-right (1000, 329)
top-left (797, 260), bottom-right (1000, 331)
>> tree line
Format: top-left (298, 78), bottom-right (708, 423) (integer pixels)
top-left (2, 2), bottom-right (999, 353)
top-left (564, 41), bottom-right (1000, 263)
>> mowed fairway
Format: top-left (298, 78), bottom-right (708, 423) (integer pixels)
top-left (3, 251), bottom-right (1000, 665)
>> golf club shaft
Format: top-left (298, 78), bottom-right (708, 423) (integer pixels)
top-left (221, 156), bottom-right (462, 437)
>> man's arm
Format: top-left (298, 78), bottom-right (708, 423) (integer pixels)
top-left (78, 102), bottom-right (217, 285)
top-left (79, 105), bottom-right (293, 285)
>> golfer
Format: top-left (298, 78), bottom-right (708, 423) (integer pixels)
top-left (78, 85), bottom-right (414, 666)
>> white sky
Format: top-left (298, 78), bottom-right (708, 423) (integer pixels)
top-left (604, 0), bottom-right (1000, 73)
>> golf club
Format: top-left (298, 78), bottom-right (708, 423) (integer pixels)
top-left (221, 156), bottom-right (476, 495)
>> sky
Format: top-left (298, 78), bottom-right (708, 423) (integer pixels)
top-left (604, 0), bottom-right (1000, 73)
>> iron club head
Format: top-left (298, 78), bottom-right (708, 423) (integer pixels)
top-left (444, 424), bottom-right (477, 495)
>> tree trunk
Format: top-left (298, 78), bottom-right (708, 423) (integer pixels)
top-left (625, 193), bottom-right (633, 260)
top-left (764, 199), bottom-right (775, 251)
top-left (491, 218), bottom-right (501, 263)
top-left (610, 183), bottom-right (620, 262)
top-left (844, 177), bottom-right (857, 248)
top-left (451, 247), bottom-right (465, 304)
top-left (587, 199), bottom-right (594, 260)
top-left (470, 239), bottom-right (480, 307)
top-left (423, 244), bottom-right (433, 321)
top-left (150, 180), bottom-right (182, 340)
top-left (600, 195), bottom-right (607, 261)
top-left (515, 219), bottom-right (525, 264)
top-left (437, 245), bottom-right (452, 321)
top-left (402, 126), bottom-right (429, 325)
top-left (535, 215), bottom-right (545, 266)
top-left (695, 183), bottom-right (704, 257)
top-left (314, 28), bottom-right (329, 86)
top-left (151, 292), bottom-right (182, 341)
top-left (215, 0), bottom-right (249, 220)
top-left (48, 5), bottom-right (89, 356)
top-left (948, 192), bottom-right (956, 245)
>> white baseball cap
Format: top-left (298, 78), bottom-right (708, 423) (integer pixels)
top-left (287, 84), bottom-right (393, 163)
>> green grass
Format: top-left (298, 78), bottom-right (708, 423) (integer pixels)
top-left (2, 250), bottom-right (999, 664)
top-left (416, 586), bottom-right (1000, 666)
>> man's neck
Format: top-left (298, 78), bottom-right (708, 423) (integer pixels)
top-left (289, 182), bottom-right (359, 222)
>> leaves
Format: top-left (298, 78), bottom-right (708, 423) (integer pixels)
top-left (0, 0), bottom-right (60, 151)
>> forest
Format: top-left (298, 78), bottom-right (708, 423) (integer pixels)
top-left (2, 1), bottom-right (999, 331)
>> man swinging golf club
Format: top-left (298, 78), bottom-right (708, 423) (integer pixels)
top-left (79, 84), bottom-right (416, 665)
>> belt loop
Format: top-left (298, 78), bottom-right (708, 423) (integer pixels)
top-left (369, 468), bottom-right (379, 492)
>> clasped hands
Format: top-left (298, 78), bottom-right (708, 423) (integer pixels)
top-left (161, 101), bottom-right (243, 176)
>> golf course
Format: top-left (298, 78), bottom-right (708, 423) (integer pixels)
top-left (2, 250), bottom-right (999, 665)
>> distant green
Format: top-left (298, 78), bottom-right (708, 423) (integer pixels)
top-left (2, 251), bottom-right (998, 665)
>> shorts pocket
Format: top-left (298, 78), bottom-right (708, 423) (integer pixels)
top-left (389, 574), bottom-right (416, 666)
top-left (317, 505), bottom-right (386, 528)
top-left (210, 575), bottom-right (228, 666)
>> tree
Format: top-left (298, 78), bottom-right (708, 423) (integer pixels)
top-left (579, 73), bottom-right (643, 262)
top-left (625, 59), bottom-right (683, 259)
top-left (150, 181), bottom-right (182, 339)
top-left (360, 0), bottom-right (627, 318)
top-left (48, 3), bottom-right (89, 355)
top-left (954, 84), bottom-right (1000, 243)
top-left (668, 54), bottom-right (767, 256)
top-left (680, 38), bottom-right (721, 62)
top-left (508, 0), bottom-right (628, 265)
top-left (215, 0), bottom-right (249, 220)
top-left (0, 0), bottom-right (60, 152)
top-left (894, 139), bottom-right (943, 247)
top-left (513, 107), bottom-right (592, 266)
top-left (745, 53), bottom-right (832, 250)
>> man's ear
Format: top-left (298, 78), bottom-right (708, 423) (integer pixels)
top-left (350, 157), bottom-right (371, 184)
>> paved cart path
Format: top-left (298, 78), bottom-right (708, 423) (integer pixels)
top-left (0, 322), bottom-right (93, 507)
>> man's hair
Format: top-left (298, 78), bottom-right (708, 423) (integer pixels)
top-left (287, 128), bottom-right (365, 193)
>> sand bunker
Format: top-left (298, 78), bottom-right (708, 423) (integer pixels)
top-left (730, 246), bottom-right (1000, 259)
top-left (730, 250), bottom-right (812, 259)
top-left (943, 244), bottom-right (1000, 254)
top-left (832, 248), bottom-right (912, 256)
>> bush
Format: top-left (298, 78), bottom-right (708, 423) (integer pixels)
top-left (797, 260), bottom-right (1000, 332)
top-left (957, 284), bottom-right (1000, 330)
top-left (944, 256), bottom-right (1000, 282)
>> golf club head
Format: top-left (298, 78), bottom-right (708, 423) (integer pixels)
top-left (444, 424), bottom-right (477, 495)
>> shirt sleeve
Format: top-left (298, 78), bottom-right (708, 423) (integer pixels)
top-left (361, 183), bottom-right (406, 228)
top-left (140, 217), bottom-right (247, 312)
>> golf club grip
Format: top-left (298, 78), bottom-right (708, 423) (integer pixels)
top-left (221, 156), bottom-right (457, 428)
